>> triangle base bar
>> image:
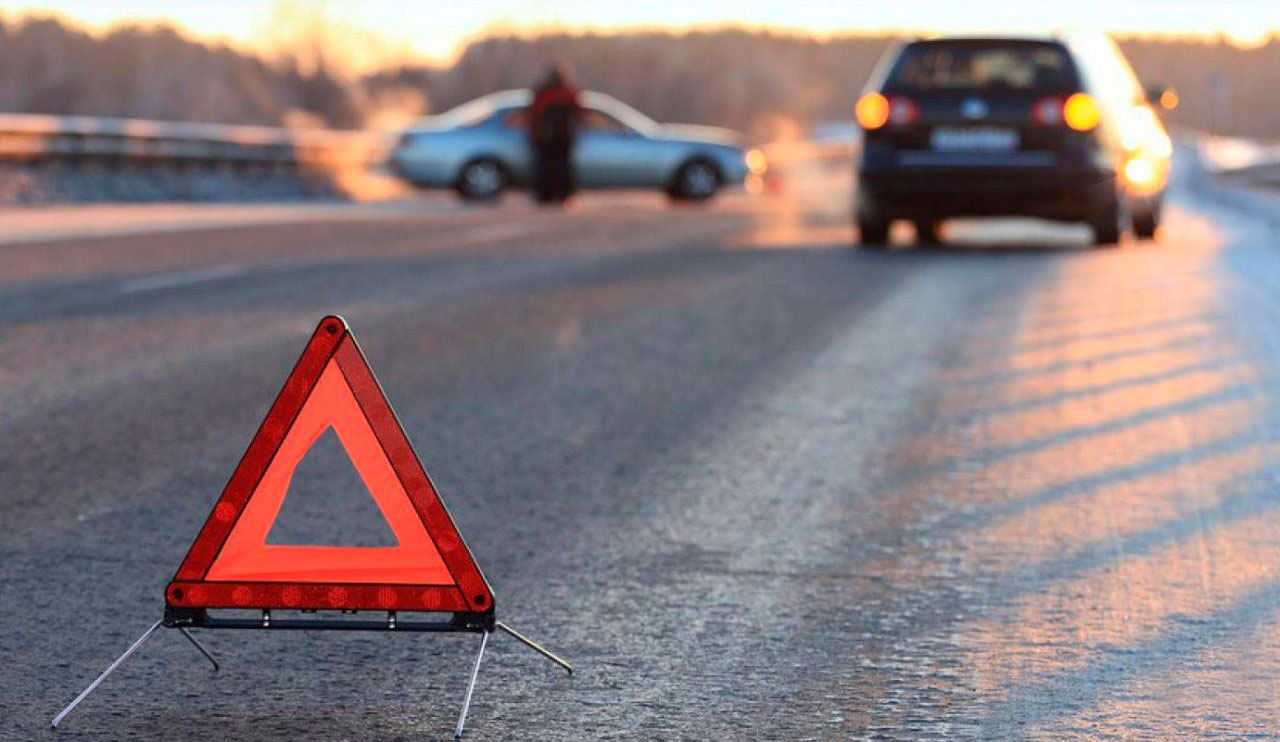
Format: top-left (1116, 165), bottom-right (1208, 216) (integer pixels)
top-left (52, 616), bottom-right (572, 736)
top-left (167, 581), bottom-right (472, 613)
top-left (165, 605), bottom-right (494, 632)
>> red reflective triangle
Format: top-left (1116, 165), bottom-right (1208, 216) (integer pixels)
top-left (166, 316), bottom-right (493, 615)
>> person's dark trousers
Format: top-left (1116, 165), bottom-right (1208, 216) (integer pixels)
top-left (535, 145), bottom-right (575, 203)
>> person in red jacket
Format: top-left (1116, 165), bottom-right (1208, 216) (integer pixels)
top-left (527, 64), bottom-right (582, 204)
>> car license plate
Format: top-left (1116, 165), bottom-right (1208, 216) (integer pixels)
top-left (930, 127), bottom-right (1019, 151)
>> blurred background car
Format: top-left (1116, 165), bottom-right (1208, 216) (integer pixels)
top-left (390, 90), bottom-right (765, 201)
top-left (854, 33), bottom-right (1173, 247)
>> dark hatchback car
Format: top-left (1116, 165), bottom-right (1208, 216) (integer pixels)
top-left (854, 34), bottom-right (1172, 246)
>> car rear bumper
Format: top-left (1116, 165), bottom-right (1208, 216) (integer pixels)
top-left (858, 159), bottom-right (1117, 221)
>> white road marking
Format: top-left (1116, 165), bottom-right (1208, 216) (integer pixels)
top-left (0, 200), bottom-right (461, 247)
top-left (118, 263), bottom-right (248, 293)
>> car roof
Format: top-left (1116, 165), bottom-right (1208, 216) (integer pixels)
top-left (459, 89), bottom-right (643, 117)
top-left (907, 33), bottom-right (1067, 45)
top-left (407, 89), bottom-right (660, 134)
top-left (905, 31), bottom-right (1121, 51)
top-left (404, 90), bottom-right (531, 130)
top-left (471, 89), bottom-right (534, 109)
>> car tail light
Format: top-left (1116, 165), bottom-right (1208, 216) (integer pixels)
top-left (1030, 93), bottom-right (1100, 132)
top-left (887, 96), bottom-right (919, 125)
top-left (857, 93), bottom-right (918, 130)
top-left (1031, 97), bottom-right (1064, 125)
top-left (1063, 93), bottom-right (1100, 131)
top-left (856, 93), bottom-right (890, 130)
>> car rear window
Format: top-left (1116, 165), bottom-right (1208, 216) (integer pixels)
top-left (887, 41), bottom-right (1078, 93)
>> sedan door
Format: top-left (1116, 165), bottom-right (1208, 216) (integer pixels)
top-left (573, 109), bottom-right (665, 188)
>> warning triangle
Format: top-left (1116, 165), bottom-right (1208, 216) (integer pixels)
top-left (166, 315), bottom-right (493, 615)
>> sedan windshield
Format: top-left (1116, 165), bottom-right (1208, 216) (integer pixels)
top-left (430, 91), bottom-right (531, 129)
top-left (581, 93), bottom-right (658, 136)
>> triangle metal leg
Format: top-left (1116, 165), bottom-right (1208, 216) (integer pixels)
top-left (178, 627), bottom-right (219, 672)
top-left (454, 630), bottom-right (489, 738)
top-left (53, 616), bottom-right (568, 736)
top-left (52, 620), bottom-right (164, 728)
top-left (496, 621), bottom-right (573, 674)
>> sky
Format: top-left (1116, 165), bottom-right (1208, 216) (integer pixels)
top-left (4, 0), bottom-right (1278, 69)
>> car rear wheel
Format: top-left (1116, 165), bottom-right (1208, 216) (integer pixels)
top-left (455, 158), bottom-right (506, 201)
top-left (1132, 206), bottom-right (1160, 240)
top-left (1090, 197), bottom-right (1123, 247)
top-left (857, 218), bottom-right (890, 247)
top-left (669, 159), bottom-right (721, 201)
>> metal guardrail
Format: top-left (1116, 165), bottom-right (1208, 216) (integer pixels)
top-left (0, 114), bottom-right (392, 169)
top-left (0, 113), bottom-right (860, 177)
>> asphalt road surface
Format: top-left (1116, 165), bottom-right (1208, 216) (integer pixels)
top-left (5, 155), bottom-right (1280, 740)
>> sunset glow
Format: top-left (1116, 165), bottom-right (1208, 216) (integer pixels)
top-left (3, 0), bottom-right (1277, 70)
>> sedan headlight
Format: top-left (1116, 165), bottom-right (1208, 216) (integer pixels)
top-left (745, 148), bottom-right (768, 175)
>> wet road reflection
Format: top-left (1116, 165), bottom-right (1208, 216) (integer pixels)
top-left (858, 204), bottom-right (1280, 736)
top-left (8, 146), bottom-right (1280, 737)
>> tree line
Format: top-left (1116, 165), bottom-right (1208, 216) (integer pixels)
top-left (2, 15), bottom-right (1277, 140)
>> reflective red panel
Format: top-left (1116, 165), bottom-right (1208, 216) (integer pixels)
top-left (167, 315), bottom-right (493, 614)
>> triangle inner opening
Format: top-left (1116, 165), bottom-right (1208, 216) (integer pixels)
top-left (266, 427), bottom-right (399, 547)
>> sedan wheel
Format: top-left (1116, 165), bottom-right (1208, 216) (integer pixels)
top-left (457, 159), bottom-right (506, 201)
top-left (672, 160), bottom-right (720, 201)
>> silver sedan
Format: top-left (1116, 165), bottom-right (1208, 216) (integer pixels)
top-left (389, 90), bottom-right (764, 201)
